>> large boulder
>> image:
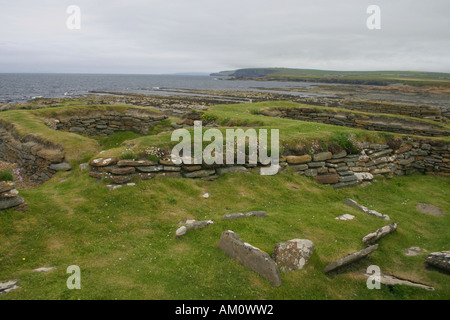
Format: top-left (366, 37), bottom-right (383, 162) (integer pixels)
top-left (425, 250), bottom-right (450, 272)
top-left (272, 239), bottom-right (315, 272)
top-left (218, 230), bottom-right (281, 287)
top-left (0, 196), bottom-right (25, 210)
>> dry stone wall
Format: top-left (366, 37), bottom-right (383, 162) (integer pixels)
top-left (52, 108), bottom-right (167, 136)
top-left (88, 138), bottom-right (450, 187)
top-left (340, 101), bottom-right (447, 122)
top-left (0, 124), bottom-right (69, 183)
top-left (262, 107), bottom-right (450, 137)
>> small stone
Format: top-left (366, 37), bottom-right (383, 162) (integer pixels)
top-left (286, 155), bottom-right (312, 164)
top-left (33, 267), bottom-right (55, 273)
top-left (335, 214), bottom-right (355, 221)
top-left (216, 166), bottom-right (249, 175)
top-left (314, 174), bottom-right (339, 184)
top-left (175, 226), bottom-right (187, 237)
top-left (90, 158), bottom-right (118, 167)
top-left (313, 152), bottom-right (332, 162)
top-left (403, 247), bottom-right (428, 257)
top-left (37, 149), bottom-right (65, 163)
top-left (49, 162), bottom-right (71, 171)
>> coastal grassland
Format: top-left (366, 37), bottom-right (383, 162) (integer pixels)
top-left (0, 168), bottom-right (448, 300)
top-left (96, 101), bottom-right (449, 160)
top-left (220, 68), bottom-right (450, 87)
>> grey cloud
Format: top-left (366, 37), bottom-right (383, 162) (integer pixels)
top-left (0, 0), bottom-right (449, 73)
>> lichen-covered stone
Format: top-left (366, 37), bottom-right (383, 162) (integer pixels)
top-left (273, 239), bottom-right (315, 272)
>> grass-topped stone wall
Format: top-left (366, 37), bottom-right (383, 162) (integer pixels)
top-left (261, 106), bottom-right (450, 137)
top-left (49, 107), bottom-right (167, 136)
top-left (88, 134), bottom-right (450, 188)
top-left (0, 105), bottom-right (167, 184)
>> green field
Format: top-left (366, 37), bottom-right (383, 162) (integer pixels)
top-left (0, 168), bottom-right (449, 299)
top-left (0, 100), bottom-right (449, 300)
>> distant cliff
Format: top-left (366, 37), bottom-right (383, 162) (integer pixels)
top-left (210, 68), bottom-right (450, 86)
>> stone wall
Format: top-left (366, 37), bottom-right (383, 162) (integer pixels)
top-left (262, 107), bottom-right (450, 137)
top-left (88, 138), bottom-right (450, 188)
top-left (340, 101), bottom-right (446, 122)
top-left (52, 108), bottom-right (167, 136)
top-left (0, 123), bottom-right (70, 183)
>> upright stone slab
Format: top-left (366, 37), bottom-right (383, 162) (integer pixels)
top-left (217, 230), bottom-right (282, 287)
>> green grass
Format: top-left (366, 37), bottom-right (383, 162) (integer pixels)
top-left (0, 100), bottom-right (449, 300)
top-left (0, 170), bottom-right (448, 300)
top-left (0, 169), bottom-right (13, 182)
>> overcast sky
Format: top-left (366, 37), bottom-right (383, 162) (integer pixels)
top-left (1, 0), bottom-right (449, 74)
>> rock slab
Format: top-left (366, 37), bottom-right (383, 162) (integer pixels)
top-left (362, 222), bottom-right (399, 246)
top-left (218, 230), bottom-right (281, 287)
top-left (272, 239), bottom-right (315, 272)
top-left (324, 244), bottom-right (379, 273)
top-left (0, 280), bottom-right (19, 294)
top-left (344, 198), bottom-right (390, 220)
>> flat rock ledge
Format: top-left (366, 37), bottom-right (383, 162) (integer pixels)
top-left (273, 239), bottom-right (315, 272)
top-left (425, 250), bottom-right (450, 273)
top-left (175, 220), bottom-right (214, 237)
top-left (344, 198), bottom-right (390, 220)
top-left (222, 211), bottom-right (266, 220)
top-left (218, 230), bottom-right (282, 287)
top-left (0, 280), bottom-right (19, 294)
top-left (324, 244), bottom-right (379, 273)
top-left (362, 222), bottom-right (399, 246)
